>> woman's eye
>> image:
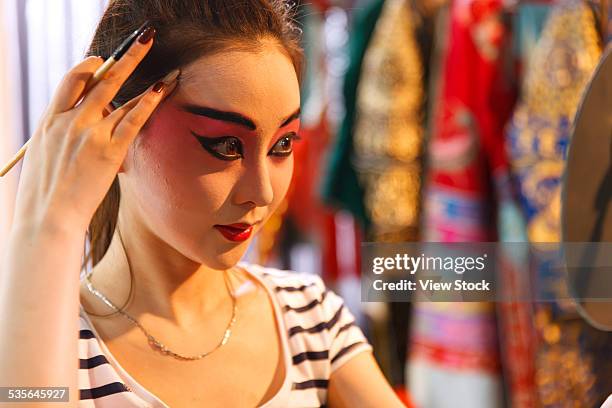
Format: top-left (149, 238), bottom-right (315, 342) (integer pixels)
top-left (270, 132), bottom-right (301, 157)
top-left (192, 133), bottom-right (243, 161)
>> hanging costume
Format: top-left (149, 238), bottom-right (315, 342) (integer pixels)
top-left (410, 0), bottom-right (516, 405)
top-left (505, 0), bottom-right (612, 405)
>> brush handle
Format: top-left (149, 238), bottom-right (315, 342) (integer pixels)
top-left (0, 139), bottom-right (30, 177)
top-left (0, 56), bottom-right (117, 178)
top-left (0, 20), bottom-right (151, 179)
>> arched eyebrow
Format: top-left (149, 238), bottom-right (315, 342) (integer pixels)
top-left (280, 108), bottom-right (301, 127)
top-left (181, 104), bottom-right (256, 130)
top-left (180, 104), bottom-right (300, 131)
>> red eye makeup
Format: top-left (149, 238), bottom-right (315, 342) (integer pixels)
top-left (178, 103), bottom-right (302, 161)
top-left (193, 135), bottom-right (244, 161)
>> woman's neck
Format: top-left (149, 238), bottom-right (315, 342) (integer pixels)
top-left (81, 214), bottom-right (232, 330)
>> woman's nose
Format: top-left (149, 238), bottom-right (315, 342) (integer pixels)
top-left (232, 158), bottom-right (274, 207)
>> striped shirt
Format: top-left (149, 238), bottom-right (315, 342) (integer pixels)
top-left (78, 261), bottom-right (372, 407)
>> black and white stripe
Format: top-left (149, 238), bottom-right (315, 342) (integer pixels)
top-left (77, 263), bottom-right (372, 407)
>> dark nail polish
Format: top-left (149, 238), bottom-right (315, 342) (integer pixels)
top-left (138, 26), bottom-right (156, 44)
top-left (152, 81), bottom-right (165, 93)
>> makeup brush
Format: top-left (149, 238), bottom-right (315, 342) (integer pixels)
top-left (0, 20), bottom-right (153, 178)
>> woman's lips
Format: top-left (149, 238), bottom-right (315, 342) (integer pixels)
top-left (214, 224), bottom-right (254, 242)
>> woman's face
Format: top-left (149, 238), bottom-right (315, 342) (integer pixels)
top-left (120, 40), bottom-right (301, 269)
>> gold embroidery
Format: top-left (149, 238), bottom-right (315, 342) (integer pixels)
top-left (510, 1), bottom-right (605, 404)
top-left (353, 0), bottom-right (424, 241)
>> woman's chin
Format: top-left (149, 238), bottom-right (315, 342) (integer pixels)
top-left (172, 230), bottom-right (253, 270)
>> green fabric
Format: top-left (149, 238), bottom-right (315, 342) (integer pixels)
top-left (320, 0), bottom-right (385, 232)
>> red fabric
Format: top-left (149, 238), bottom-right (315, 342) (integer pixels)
top-left (431, 0), bottom-right (515, 198)
top-left (393, 387), bottom-right (416, 408)
top-left (285, 116), bottom-right (340, 282)
top-left (286, 119), bottom-right (330, 235)
top-left (415, 0), bottom-right (518, 381)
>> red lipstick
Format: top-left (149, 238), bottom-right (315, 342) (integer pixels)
top-left (214, 223), bottom-right (253, 242)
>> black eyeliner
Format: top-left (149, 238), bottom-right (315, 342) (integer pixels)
top-left (191, 132), bottom-right (242, 161)
top-left (268, 132), bottom-right (301, 157)
top-left (191, 131), bottom-right (301, 160)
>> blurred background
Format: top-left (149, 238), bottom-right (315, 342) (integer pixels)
top-left (1, 0), bottom-right (612, 407)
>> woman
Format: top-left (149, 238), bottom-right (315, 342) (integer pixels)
top-left (0, 0), bottom-right (403, 407)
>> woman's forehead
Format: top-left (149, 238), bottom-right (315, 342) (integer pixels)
top-left (175, 46), bottom-right (300, 120)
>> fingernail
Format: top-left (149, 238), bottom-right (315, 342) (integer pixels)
top-left (161, 69), bottom-right (180, 84)
top-left (138, 26), bottom-right (156, 44)
top-left (152, 81), bottom-right (165, 93)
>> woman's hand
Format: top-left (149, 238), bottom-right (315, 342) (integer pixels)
top-left (328, 351), bottom-right (409, 408)
top-left (12, 30), bottom-right (175, 233)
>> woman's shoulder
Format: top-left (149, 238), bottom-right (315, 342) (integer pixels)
top-left (237, 261), bottom-right (352, 333)
top-left (237, 261), bottom-right (329, 304)
top-left (238, 262), bottom-right (373, 372)
top-left (239, 261), bottom-right (325, 287)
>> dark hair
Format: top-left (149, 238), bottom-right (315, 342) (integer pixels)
top-left (81, 0), bottom-right (304, 271)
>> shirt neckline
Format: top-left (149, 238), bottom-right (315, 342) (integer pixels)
top-left (79, 261), bottom-right (292, 407)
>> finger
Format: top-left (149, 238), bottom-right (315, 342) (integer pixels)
top-left (47, 56), bottom-right (105, 115)
top-left (103, 81), bottom-right (170, 155)
top-left (100, 69), bottom-right (179, 134)
top-left (78, 26), bottom-right (156, 117)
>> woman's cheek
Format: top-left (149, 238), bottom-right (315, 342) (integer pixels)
top-left (136, 111), bottom-right (231, 215)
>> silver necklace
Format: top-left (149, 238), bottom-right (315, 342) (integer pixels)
top-left (85, 265), bottom-right (238, 361)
